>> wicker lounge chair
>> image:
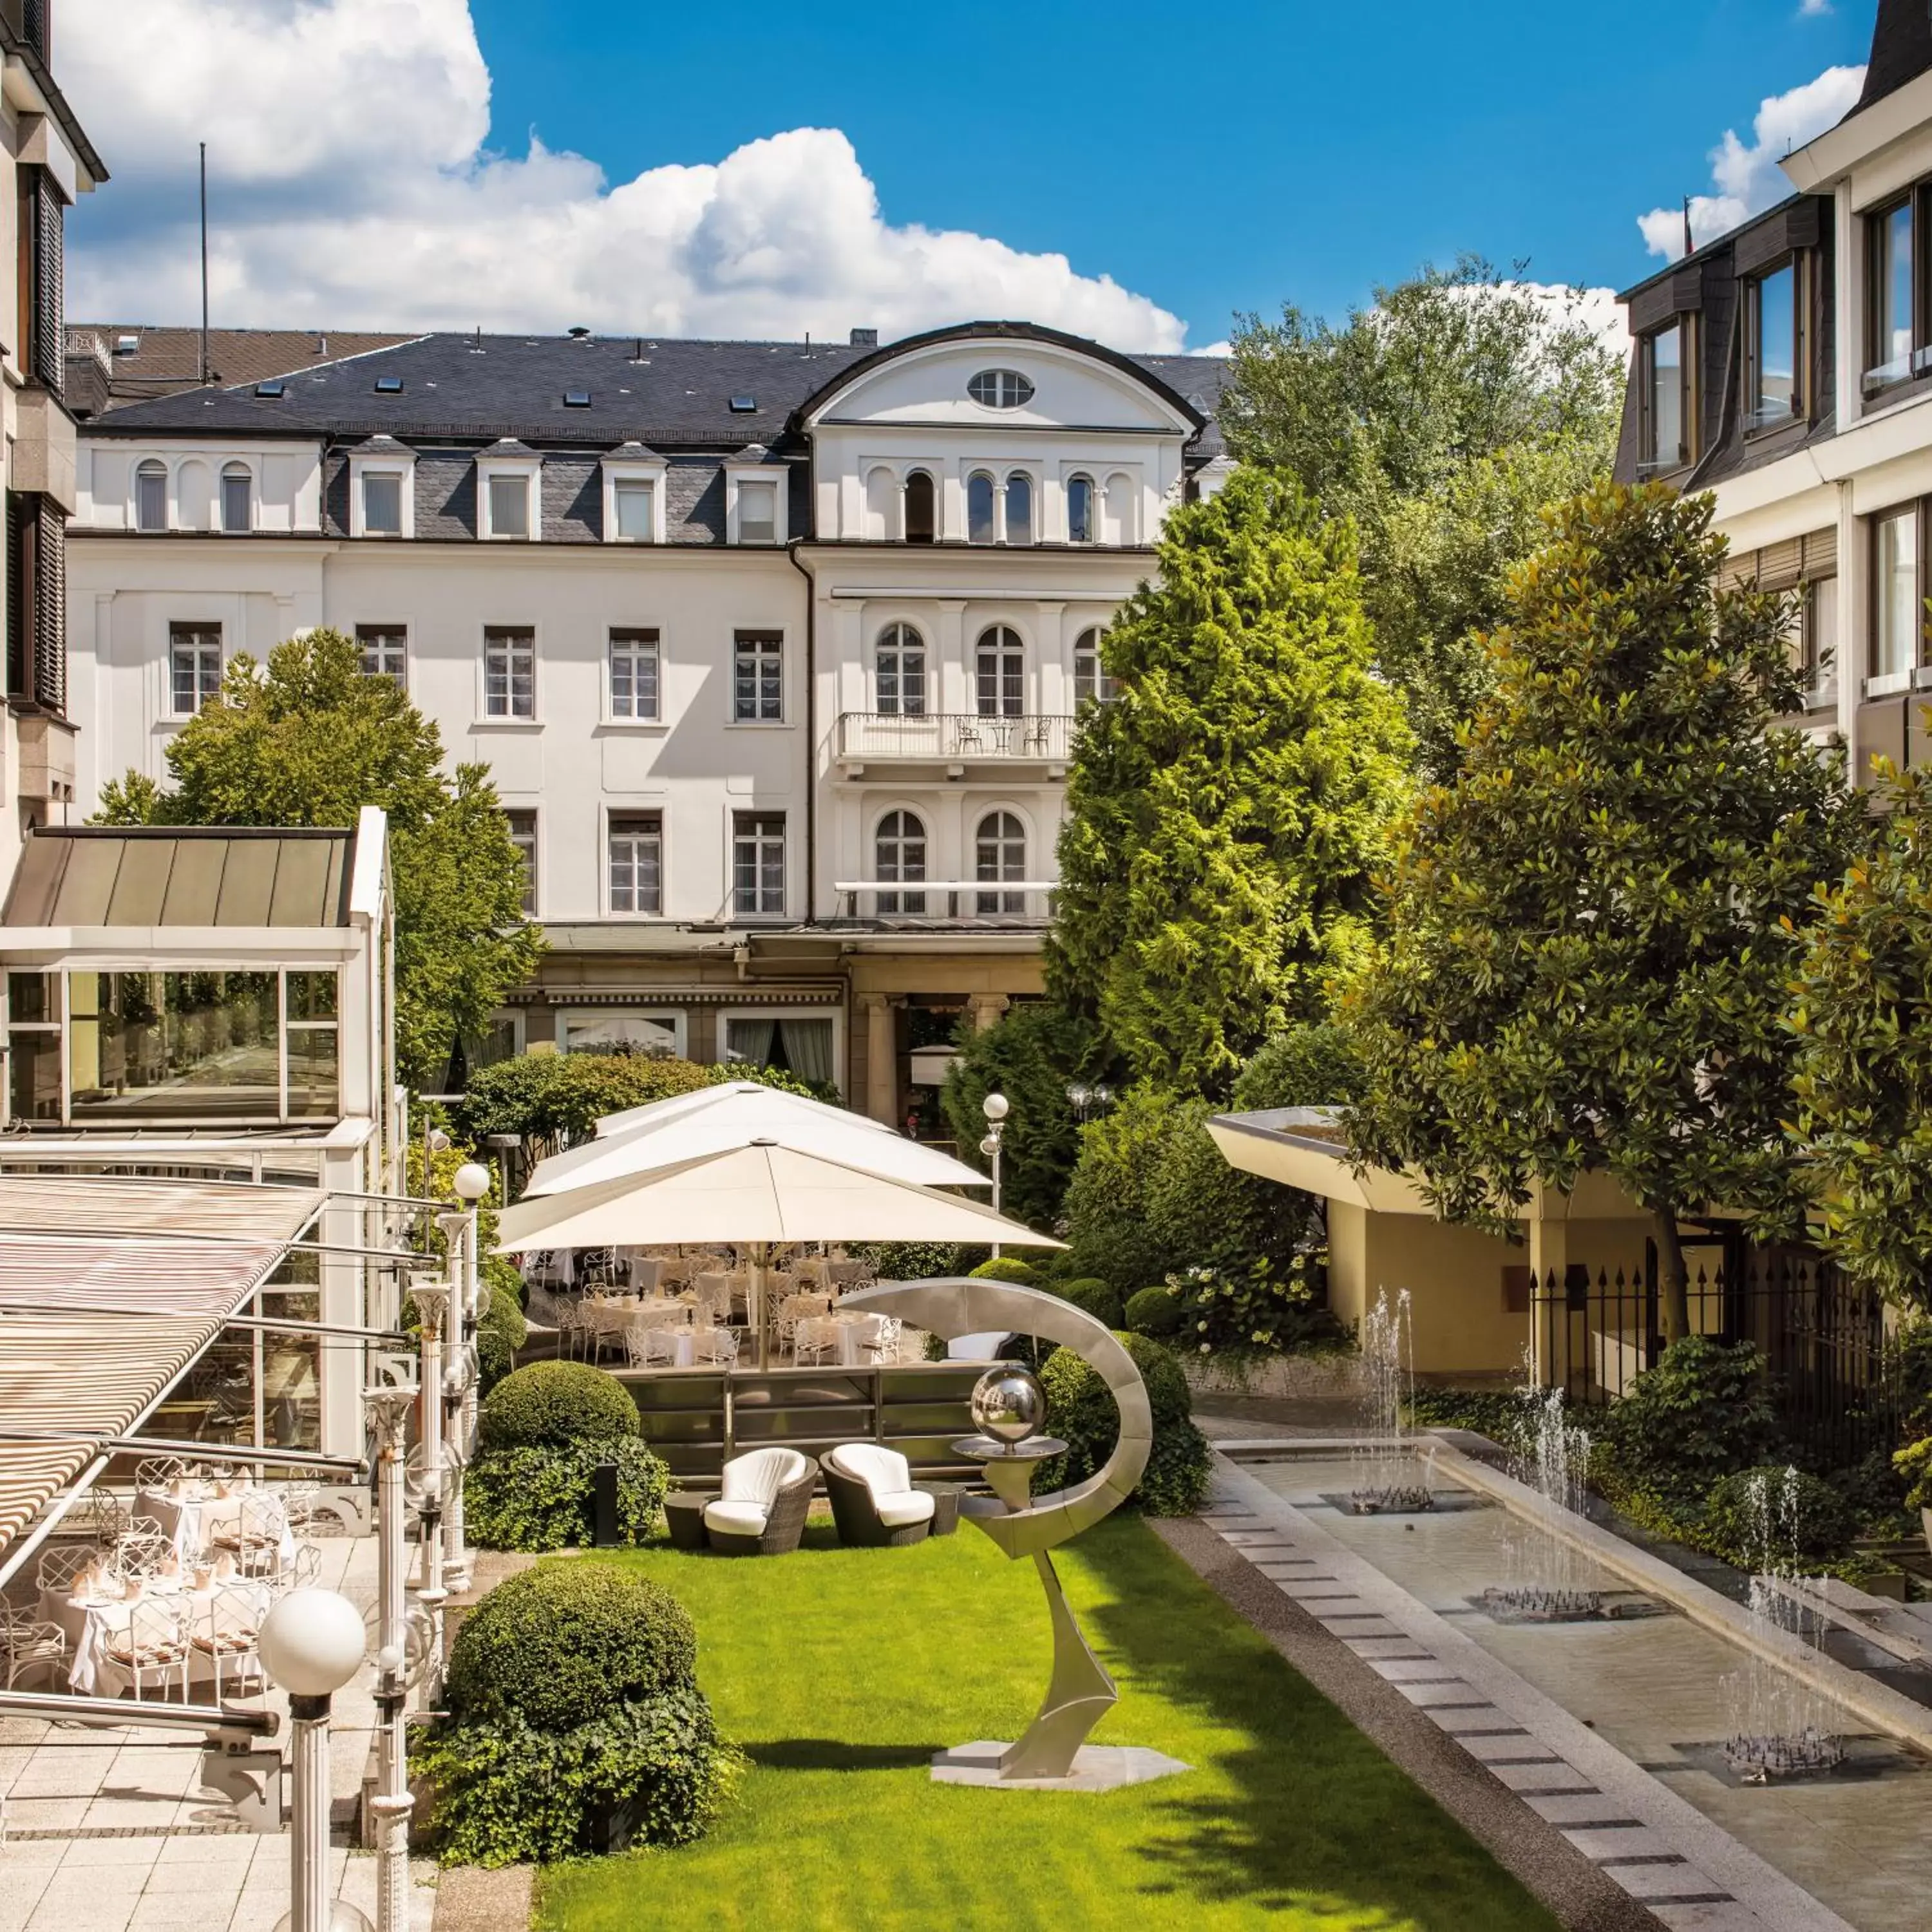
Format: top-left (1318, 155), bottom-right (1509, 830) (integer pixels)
top-left (822, 1443), bottom-right (941, 1548)
top-left (703, 1448), bottom-right (818, 1556)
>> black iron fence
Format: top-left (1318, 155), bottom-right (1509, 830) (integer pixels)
top-left (1531, 1242), bottom-right (1902, 1470)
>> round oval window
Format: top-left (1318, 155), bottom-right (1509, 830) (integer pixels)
top-left (967, 369), bottom-right (1036, 409)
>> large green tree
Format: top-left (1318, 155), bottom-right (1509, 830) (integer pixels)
top-left (97, 627), bottom-right (543, 1088)
top-left (1222, 259), bottom-right (1623, 779)
top-left (1787, 759), bottom-right (1932, 1313)
top-left (1047, 468), bottom-right (1412, 1097)
top-left (1344, 482), bottom-right (1861, 1340)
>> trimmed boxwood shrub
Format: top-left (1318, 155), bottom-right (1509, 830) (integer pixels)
top-left (969, 1256), bottom-right (1041, 1285)
top-left (1596, 1338), bottom-right (1785, 1508)
top-left (1033, 1332), bottom-right (1210, 1516)
top-left (464, 1439), bottom-right (668, 1553)
top-left (1059, 1277), bottom-right (1126, 1328)
top-left (1124, 1285), bottom-right (1184, 1338)
top-left (478, 1361), bottom-right (640, 1452)
top-left (447, 1564), bottom-right (696, 1731)
top-left (417, 1563), bottom-right (737, 1866)
top-left (475, 1280), bottom-right (527, 1396)
top-left (1703, 1465), bottom-right (1857, 1567)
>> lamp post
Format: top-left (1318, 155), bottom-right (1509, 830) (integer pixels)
top-left (259, 1588), bottom-right (370, 1932)
top-left (365, 1387), bottom-right (416, 1932)
top-left (408, 1271), bottom-right (451, 1701)
top-left (441, 1163), bottom-right (490, 1596)
top-left (980, 1091), bottom-right (1009, 1258)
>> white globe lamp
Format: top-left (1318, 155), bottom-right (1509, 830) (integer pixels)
top-left (982, 1091), bottom-right (1009, 1123)
top-left (452, 1161), bottom-right (491, 1202)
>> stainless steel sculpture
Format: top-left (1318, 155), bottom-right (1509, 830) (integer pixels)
top-left (840, 1279), bottom-right (1152, 1781)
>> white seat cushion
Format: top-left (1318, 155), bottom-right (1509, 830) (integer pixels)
top-left (703, 1500), bottom-right (770, 1537)
top-left (828, 1443), bottom-right (912, 1502)
top-left (719, 1447), bottom-right (810, 1511)
top-left (874, 1490), bottom-right (936, 1530)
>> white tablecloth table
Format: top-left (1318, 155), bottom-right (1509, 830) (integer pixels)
top-left (140, 1487), bottom-right (294, 1566)
top-left (46, 1578), bottom-right (271, 1696)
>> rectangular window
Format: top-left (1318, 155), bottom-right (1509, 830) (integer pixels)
top-left (356, 624), bottom-right (407, 686)
top-left (1747, 259), bottom-right (1803, 431)
top-left (1873, 506), bottom-right (1919, 682)
top-left (733, 630), bottom-right (782, 721)
top-left (6, 971), bottom-right (59, 1124)
top-left (612, 478), bottom-right (655, 541)
top-left (488, 473), bottom-right (530, 538)
top-left (737, 478), bottom-right (777, 544)
top-left (284, 971), bottom-right (339, 1122)
top-left (70, 971), bottom-right (279, 1124)
top-left (732, 811), bottom-right (785, 917)
top-left (609, 628), bottom-right (661, 720)
top-left (136, 464), bottom-right (167, 533)
top-left (608, 813), bottom-right (663, 915)
top-left (362, 471), bottom-right (402, 536)
top-left (724, 1014), bottom-right (833, 1084)
top-left (1638, 322), bottom-right (1690, 473)
top-left (1867, 196), bottom-right (1917, 394)
top-left (1790, 574), bottom-right (1839, 705)
top-left (505, 809), bottom-right (538, 918)
top-left (169, 622), bottom-right (222, 715)
top-left (483, 627), bottom-right (535, 719)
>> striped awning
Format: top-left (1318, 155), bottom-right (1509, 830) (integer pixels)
top-left (0, 1178), bottom-right (325, 1560)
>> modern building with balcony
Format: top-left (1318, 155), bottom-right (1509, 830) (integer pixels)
top-left (59, 319), bottom-right (1228, 1128)
top-left (1613, 0), bottom-right (1932, 778)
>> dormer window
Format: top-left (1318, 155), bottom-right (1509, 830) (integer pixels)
top-left (1866, 193), bottom-right (1920, 396)
top-left (725, 455), bottom-right (786, 546)
top-left (349, 436), bottom-right (415, 539)
top-left (363, 473), bottom-right (402, 535)
top-left (601, 444), bottom-right (667, 544)
top-left (489, 475), bottom-right (530, 537)
top-left (968, 369), bottom-right (1034, 409)
top-left (477, 443), bottom-right (542, 541)
top-left (1745, 258), bottom-right (1805, 431)
top-left (1637, 321), bottom-right (1696, 475)
top-left (738, 480), bottom-right (777, 544)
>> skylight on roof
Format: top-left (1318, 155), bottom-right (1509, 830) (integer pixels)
top-left (113, 334), bottom-right (139, 355)
top-left (730, 395), bottom-right (757, 412)
top-left (254, 380), bottom-right (287, 398)
top-left (374, 375), bottom-right (403, 393)
top-left (563, 390), bottom-right (591, 408)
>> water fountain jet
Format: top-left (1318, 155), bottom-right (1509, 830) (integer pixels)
top-left (1349, 1289), bottom-right (1435, 1514)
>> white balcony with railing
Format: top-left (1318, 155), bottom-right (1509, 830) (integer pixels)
top-left (832, 880), bottom-right (1056, 925)
top-left (835, 711), bottom-right (1076, 768)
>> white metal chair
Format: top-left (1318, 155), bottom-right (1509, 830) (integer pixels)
top-left (109, 1530), bottom-right (171, 1582)
top-left (188, 1584), bottom-right (264, 1700)
top-left (214, 1494), bottom-right (285, 1577)
top-left (36, 1544), bottom-right (97, 1595)
top-left (863, 1314), bottom-right (904, 1365)
top-left (1, 1609), bottom-right (66, 1690)
top-left (135, 1456), bottom-right (187, 1494)
top-left (794, 1316), bottom-right (838, 1367)
top-left (80, 1487), bottom-right (131, 1548)
top-left (103, 1599), bottom-right (188, 1703)
top-left (690, 1327), bottom-right (739, 1367)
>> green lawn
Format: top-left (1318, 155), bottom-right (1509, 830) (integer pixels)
top-left (534, 1515), bottom-right (1558, 1932)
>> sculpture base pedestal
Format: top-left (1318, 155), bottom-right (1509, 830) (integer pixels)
top-left (929, 1741), bottom-right (1190, 1792)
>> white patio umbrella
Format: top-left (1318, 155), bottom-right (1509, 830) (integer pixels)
top-left (524, 1089), bottom-right (987, 1197)
top-left (496, 1138), bottom-right (1057, 1367)
top-left (593, 1079), bottom-right (899, 1142)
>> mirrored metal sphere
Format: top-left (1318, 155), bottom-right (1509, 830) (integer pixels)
top-left (971, 1365), bottom-right (1045, 1446)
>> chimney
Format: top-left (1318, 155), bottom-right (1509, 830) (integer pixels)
top-left (849, 328), bottom-right (878, 348)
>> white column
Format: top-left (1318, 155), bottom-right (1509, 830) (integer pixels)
top-left (937, 600), bottom-right (968, 717)
top-left (859, 992), bottom-right (898, 1126)
top-left (288, 1699), bottom-right (333, 1932)
top-left (1835, 477), bottom-right (1860, 768)
top-left (368, 1391), bottom-right (415, 1932)
top-left (439, 1213), bottom-right (475, 1595)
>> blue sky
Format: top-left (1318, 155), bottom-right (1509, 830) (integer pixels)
top-left (464, 0), bottom-right (1873, 335)
top-left (60, 0), bottom-right (1879, 349)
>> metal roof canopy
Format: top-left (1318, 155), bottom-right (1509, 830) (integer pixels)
top-left (0, 1175), bottom-right (327, 1584)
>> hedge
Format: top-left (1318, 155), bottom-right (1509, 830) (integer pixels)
top-left (1124, 1285), bottom-right (1184, 1338)
top-left (1034, 1332), bottom-right (1209, 1516)
top-left (478, 1361), bottom-right (640, 1452)
top-left (969, 1256), bottom-right (1041, 1286)
top-left (1059, 1276), bottom-right (1126, 1329)
top-left (463, 1439), bottom-right (668, 1553)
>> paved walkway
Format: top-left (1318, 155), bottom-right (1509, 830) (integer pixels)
top-left (1203, 1455), bottom-right (1856, 1932)
top-left (0, 1535), bottom-right (439, 1932)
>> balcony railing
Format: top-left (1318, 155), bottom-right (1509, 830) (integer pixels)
top-left (836, 712), bottom-right (1075, 763)
top-left (832, 880), bottom-right (1056, 925)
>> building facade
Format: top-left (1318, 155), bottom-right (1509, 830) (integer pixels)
top-left (59, 321), bottom-right (1228, 1124)
top-left (1613, 0), bottom-right (1932, 780)
top-left (0, 1), bottom-right (104, 885)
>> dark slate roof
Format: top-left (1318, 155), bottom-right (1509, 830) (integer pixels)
top-left (66, 327), bottom-right (415, 417)
top-left (4, 828), bottom-right (355, 929)
top-left (1853, 0), bottom-right (1932, 117)
top-left (84, 328), bottom-right (1231, 456)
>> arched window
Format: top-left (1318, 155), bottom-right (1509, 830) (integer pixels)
top-left (876, 810), bottom-right (927, 915)
top-left (1003, 471), bottom-right (1033, 545)
top-left (876, 623), bottom-right (926, 717)
top-left (135, 459), bottom-right (167, 533)
top-left (1067, 474), bottom-right (1094, 544)
top-left (1073, 626), bottom-right (1115, 707)
top-left (904, 469), bottom-right (936, 544)
top-left (221, 462), bottom-right (253, 534)
top-left (976, 811), bottom-right (1027, 915)
top-left (967, 470), bottom-right (996, 544)
top-left (975, 625), bottom-right (1023, 717)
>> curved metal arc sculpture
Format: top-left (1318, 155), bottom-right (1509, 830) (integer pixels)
top-left (841, 1278), bottom-right (1151, 1780)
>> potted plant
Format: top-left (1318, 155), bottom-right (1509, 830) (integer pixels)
top-left (1894, 1435), bottom-right (1932, 1556)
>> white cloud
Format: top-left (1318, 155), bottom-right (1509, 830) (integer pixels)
top-left (1637, 65), bottom-right (1865, 258)
top-left (59, 0), bottom-right (1189, 351)
top-left (1798, 0), bottom-right (1832, 16)
top-left (1512, 280), bottom-right (1629, 361)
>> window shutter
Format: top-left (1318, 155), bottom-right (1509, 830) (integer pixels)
top-left (1756, 537), bottom-right (1804, 590)
top-left (33, 500), bottom-right (64, 713)
top-left (1802, 527), bottom-right (1838, 579)
top-left (5, 494), bottom-right (26, 699)
top-left (30, 173), bottom-right (61, 397)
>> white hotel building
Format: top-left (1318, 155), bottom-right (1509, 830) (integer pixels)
top-left (58, 322), bottom-right (1229, 1126)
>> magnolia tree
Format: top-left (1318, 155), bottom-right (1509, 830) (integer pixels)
top-left (1344, 482), bottom-right (1861, 1340)
top-left (1047, 468), bottom-right (1413, 1096)
top-left (97, 627), bottom-right (543, 1090)
top-left (1788, 758), bottom-right (1932, 1313)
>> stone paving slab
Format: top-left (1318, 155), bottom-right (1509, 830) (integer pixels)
top-left (1204, 1458), bottom-right (1860, 1932)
